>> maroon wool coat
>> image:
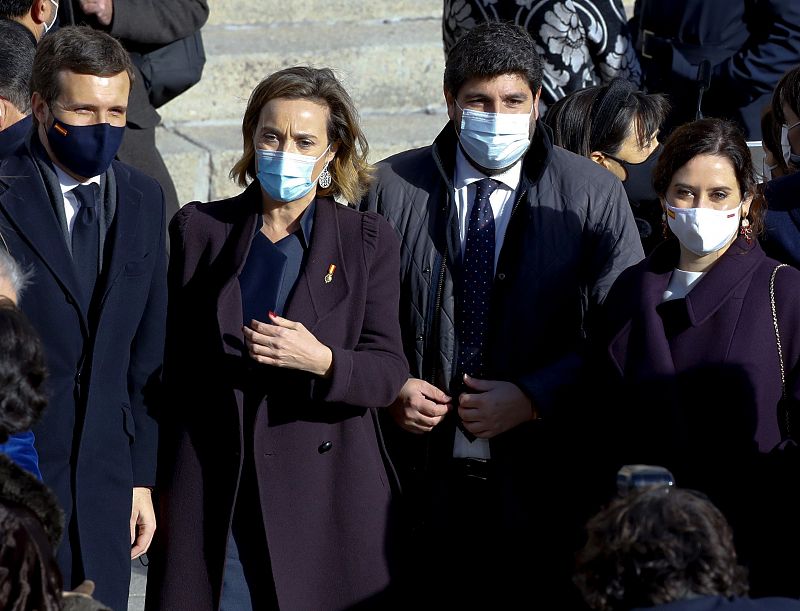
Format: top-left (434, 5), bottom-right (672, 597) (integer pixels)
top-left (144, 185), bottom-right (409, 611)
top-left (602, 236), bottom-right (800, 457)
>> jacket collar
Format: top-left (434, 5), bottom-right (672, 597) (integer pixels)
top-left (215, 185), bottom-right (350, 362)
top-left (0, 454), bottom-right (64, 548)
top-left (646, 235), bottom-right (764, 326)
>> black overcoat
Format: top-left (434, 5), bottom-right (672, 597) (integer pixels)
top-left (0, 146), bottom-right (167, 610)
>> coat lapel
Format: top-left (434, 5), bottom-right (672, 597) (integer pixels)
top-left (284, 198), bottom-right (350, 332)
top-left (0, 152), bottom-right (87, 329)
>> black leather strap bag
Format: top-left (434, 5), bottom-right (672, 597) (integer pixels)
top-left (130, 30), bottom-right (206, 109)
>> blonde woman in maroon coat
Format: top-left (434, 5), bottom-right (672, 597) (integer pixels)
top-left (144, 67), bottom-right (408, 611)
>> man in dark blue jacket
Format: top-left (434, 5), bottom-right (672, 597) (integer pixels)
top-left (0, 26), bottom-right (167, 611)
top-left (631, 0), bottom-right (800, 139)
top-left (366, 21), bottom-right (643, 608)
top-left (0, 19), bottom-right (35, 157)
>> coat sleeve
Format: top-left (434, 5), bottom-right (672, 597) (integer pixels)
top-left (315, 214), bottom-right (409, 408)
top-left (127, 186), bottom-right (168, 487)
top-left (666, 0), bottom-right (800, 108)
top-left (515, 178), bottom-right (644, 417)
top-left (109, 0), bottom-right (209, 46)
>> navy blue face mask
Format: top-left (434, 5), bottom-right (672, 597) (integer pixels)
top-left (46, 115), bottom-right (125, 178)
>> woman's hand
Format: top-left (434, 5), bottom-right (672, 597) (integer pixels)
top-left (244, 313), bottom-right (333, 377)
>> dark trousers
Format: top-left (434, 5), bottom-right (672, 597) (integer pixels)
top-left (398, 458), bottom-right (586, 610)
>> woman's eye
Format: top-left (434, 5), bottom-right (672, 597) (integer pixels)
top-left (676, 189), bottom-right (693, 198)
top-left (711, 191), bottom-right (729, 201)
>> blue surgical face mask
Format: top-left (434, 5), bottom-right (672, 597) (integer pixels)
top-left (256, 146), bottom-right (330, 203)
top-left (455, 102), bottom-right (532, 170)
top-left (780, 120), bottom-right (800, 165)
top-left (43, 0), bottom-right (59, 34)
top-left (46, 114), bottom-right (125, 178)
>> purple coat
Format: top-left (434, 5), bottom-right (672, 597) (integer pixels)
top-left (145, 186), bottom-right (409, 611)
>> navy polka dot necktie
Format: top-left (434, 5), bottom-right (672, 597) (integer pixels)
top-left (457, 178), bottom-right (498, 439)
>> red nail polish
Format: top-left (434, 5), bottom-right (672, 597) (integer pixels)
top-left (268, 311), bottom-right (276, 318)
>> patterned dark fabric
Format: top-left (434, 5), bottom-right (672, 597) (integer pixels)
top-left (442, 0), bottom-right (641, 108)
top-left (458, 178), bottom-right (498, 380)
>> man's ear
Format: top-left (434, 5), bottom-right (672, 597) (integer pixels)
top-left (444, 87), bottom-right (456, 123)
top-left (532, 86), bottom-right (542, 121)
top-left (30, 0), bottom-right (49, 24)
top-left (31, 92), bottom-right (49, 126)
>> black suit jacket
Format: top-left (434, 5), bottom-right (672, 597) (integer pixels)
top-left (0, 143), bottom-right (167, 610)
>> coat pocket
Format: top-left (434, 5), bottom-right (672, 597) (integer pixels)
top-left (124, 254), bottom-right (150, 277)
top-left (121, 403), bottom-right (136, 442)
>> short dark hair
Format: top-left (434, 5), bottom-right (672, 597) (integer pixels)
top-left (545, 78), bottom-right (669, 157)
top-left (30, 25), bottom-right (135, 111)
top-left (653, 118), bottom-right (764, 236)
top-left (575, 487), bottom-right (747, 611)
top-left (772, 65), bottom-right (800, 126)
top-left (443, 21), bottom-right (543, 98)
top-left (0, 0), bottom-right (34, 19)
top-left (0, 300), bottom-right (48, 444)
top-left (0, 20), bottom-right (36, 114)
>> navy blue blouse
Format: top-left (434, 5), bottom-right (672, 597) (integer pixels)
top-left (240, 201), bottom-right (315, 326)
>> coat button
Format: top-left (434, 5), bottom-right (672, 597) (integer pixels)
top-left (497, 273), bottom-right (506, 281)
top-left (422, 266), bottom-right (431, 275)
top-left (416, 334), bottom-right (424, 342)
top-left (318, 441), bottom-right (333, 454)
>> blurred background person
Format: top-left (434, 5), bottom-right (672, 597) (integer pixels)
top-left (145, 66), bottom-right (408, 611)
top-left (443, 0), bottom-right (641, 110)
top-left (575, 486), bottom-right (800, 611)
top-left (0, 248), bottom-right (39, 478)
top-left (0, 19), bottom-right (36, 157)
top-left (762, 65), bottom-right (800, 268)
top-left (630, 0), bottom-right (800, 139)
top-left (59, 0), bottom-right (210, 220)
top-left (0, 299), bottom-right (62, 611)
top-left (545, 77), bottom-right (669, 253)
top-left (0, 0), bottom-right (58, 42)
top-left (598, 117), bottom-right (800, 597)
top-left (760, 107), bottom-right (790, 182)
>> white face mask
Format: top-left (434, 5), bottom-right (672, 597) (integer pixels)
top-left (781, 120), bottom-right (800, 165)
top-left (665, 200), bottom-right (743, 256)
top-left (43, 0), bottom-right (59, 34)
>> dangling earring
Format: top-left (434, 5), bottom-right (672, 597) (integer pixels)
top-left (661, 211), bottom-right (669, 240)
top-left (740, 216), bottom-right (752, 243)
top-left (318, 164), bottom-right (332, 189)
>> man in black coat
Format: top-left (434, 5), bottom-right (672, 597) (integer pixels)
top-left (0, 20), bottom-right (36, 157)
top-left (59, 0), bottom-right (209, 219)
top-left (631, 0), bottom-right (800, 139)
top-left (364, 21), bottom-right (643, 608)
top-left (0, 27), bottom-right (167, 610)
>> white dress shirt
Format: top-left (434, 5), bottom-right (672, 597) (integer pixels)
top-left (452, 146), bottom-right (523, 459)
top-left (662, 268), bottom-right (706, 302)
top-left (53, 164), bottom-right (101, 236)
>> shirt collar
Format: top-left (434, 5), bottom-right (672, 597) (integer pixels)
top-left (53, 163), bottom-right (101, 197)
top-left (454, 145), bottom-right (524, 192)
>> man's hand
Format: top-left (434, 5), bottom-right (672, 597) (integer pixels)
top-left (458, 375), bottom-right (536, 439)
top-left (130, 487), bottom-right (155, 559)
top-left (79, 0), bottom-right (113, 26)
top-left (389, 378), bottom-right (452, 434)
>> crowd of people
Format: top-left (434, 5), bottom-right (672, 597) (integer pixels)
top-left (1, 1), bottom-right (800, 610)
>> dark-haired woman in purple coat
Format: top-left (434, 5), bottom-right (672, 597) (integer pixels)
top-left (599, 118), bottom-right (800, 598)
top-left (144, 67), bottom-right (408, 611)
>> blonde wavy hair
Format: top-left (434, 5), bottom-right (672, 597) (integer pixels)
top-left (230, 66), bottom-right (372, 204)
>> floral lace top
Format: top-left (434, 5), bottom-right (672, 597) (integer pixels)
top-left (443, 0), bottom-right (642, 108)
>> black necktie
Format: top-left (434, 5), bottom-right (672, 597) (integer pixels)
top-left (457, 178), bottom-right (498, 440)
top-left (71, 183), bottom-right (100, 307)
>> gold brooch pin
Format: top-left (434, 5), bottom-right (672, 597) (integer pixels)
top-left (324, 264), bottom-right (336, 284)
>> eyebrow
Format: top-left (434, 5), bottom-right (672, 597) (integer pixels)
top-left (260, 126), bottom-right (318, 140)
top-left (673, 182), bottom-right (732, 191)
